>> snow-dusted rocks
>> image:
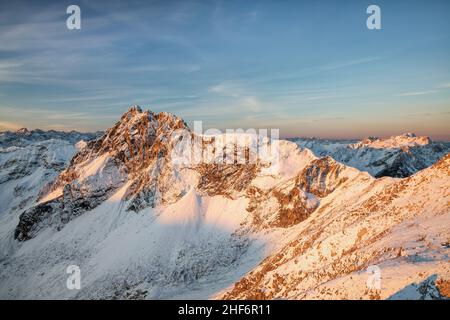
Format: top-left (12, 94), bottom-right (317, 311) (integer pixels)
top-left (218, 154), bottom-right (450, 300)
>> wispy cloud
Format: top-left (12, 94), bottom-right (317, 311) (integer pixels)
top-left (240, 96), bottom-right (262, 112)
top-left (304, 94), bottom-right (354, 101)
top-left (321, 57), bottom-right (382, 71)
top-left (397, 90), bottom-right (438, 97)
top-left (398, 81), bottom-right (450, 97)
top-left (438, 82), bottom-right (450, 89)
top-left (208, 82), bottom-right (264, 112)
top-left (208, 82), bottom-right (242, 98)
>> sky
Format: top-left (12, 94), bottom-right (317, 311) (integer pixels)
top-left (0, 0), bottom-right (449, 140)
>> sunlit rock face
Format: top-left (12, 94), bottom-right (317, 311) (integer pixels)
top-left (15, 106), bottom-right (190, 240)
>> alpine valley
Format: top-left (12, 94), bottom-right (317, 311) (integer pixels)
top-left (0, 106), bottom-right (449, 300)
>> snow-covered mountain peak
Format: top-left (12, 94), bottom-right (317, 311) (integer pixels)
top-left (13, 106), bottom-right (192, 240)
top-left (65, 105), bottom-right (188, 169)
top-left (15, 128), bottom-right (31, 135)
top-left (118, 105), bottom-right (186, 130)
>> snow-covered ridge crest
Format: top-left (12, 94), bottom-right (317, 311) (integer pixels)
top-left (351, 133), bottom-right (431, 149)
top-left (0, 127), bottom-right (101, 148)
top-left (14, 106), bottom-right (306, 241)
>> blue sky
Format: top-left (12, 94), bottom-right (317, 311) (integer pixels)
top-left (0, 0), bottom-right (449, 139)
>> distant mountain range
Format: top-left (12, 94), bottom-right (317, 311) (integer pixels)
top-left (289, 134), bottom-right (450, 178)
top-left (0, 106), bottom-right (448, 299)
top-left (0, 128), bottom-right (101, 147)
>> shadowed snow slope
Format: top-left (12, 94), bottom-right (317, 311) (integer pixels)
top-left (0, 130), bottom-right (98, 258)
